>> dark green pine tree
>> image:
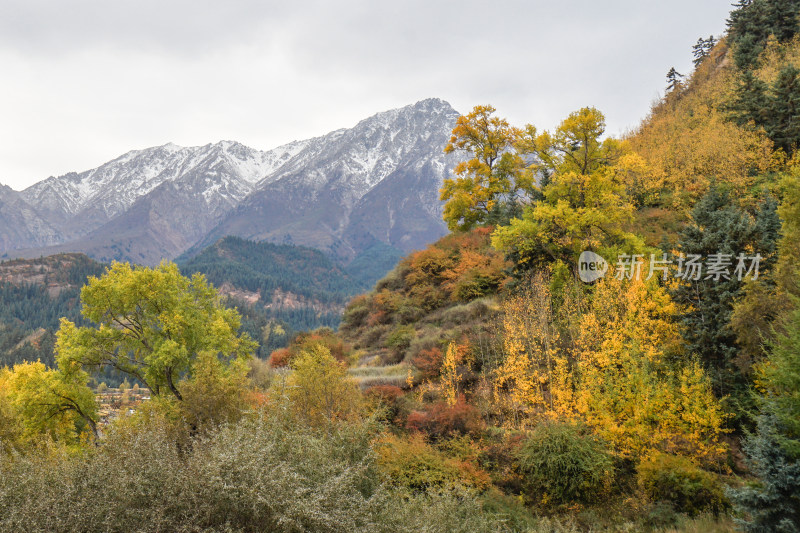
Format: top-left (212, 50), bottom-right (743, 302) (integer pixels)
top-left (692, 35), bottom-right (717, 67)
top-left (672, 187), bottom-right (780, 407)
top-left (769, 0), bottom-right (800, 42)
top-left (727, 0), bottom-right (773, 69)
top-left (766, 65), bottom-right (800, 155)
top-left (729, 71), bottom-right (771, 128)
top-left (666, 67), bottom-right (683, 92)
top-left (731, 413), bottom-right (800, 532)
top-left (730, 304), bottom-right (800, 532)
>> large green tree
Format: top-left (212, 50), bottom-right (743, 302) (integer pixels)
top-left (731, 303), bottom-right (800, 531)
top-left (672, 186), bottom-right (779, 406)
top-left (55, 261), bottom-right (257, 402)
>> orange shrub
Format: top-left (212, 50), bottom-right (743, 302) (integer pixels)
top-left (405, 396), bottom-right (484, 440)
top-left (268, 348), bottom-right (292, 368)
top-left (412, 347), bottom-right (443, 380)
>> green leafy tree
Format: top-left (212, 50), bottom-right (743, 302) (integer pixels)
top-left (55, 261), bottom-right (257, 403)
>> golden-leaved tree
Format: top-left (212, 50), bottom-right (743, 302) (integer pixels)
top-left (440, 105), bottom-right (536, 231)
top-left (493, 273), bottom-right (579, 427)
top-left (0, 360), bottom-right (97, 448)
top-left (492, 271), bottom-right (727, 463)
top-left (492, 107), bottom-right (646, 273)
top-left (282, 344), bottom-right (363, 427)
top-left (575, 273), bottom-right (726, 462)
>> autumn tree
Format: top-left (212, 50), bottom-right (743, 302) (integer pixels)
top-left (55, 262), bottom-right (257, 405)
top-left (440, 105), bottom-right (536, 230)
top-left (1, 361), bottom-right (97, 446)
top-left (282, 344), bottom-right (363, 427)
top-left (576, 273), bottom-right (726, 462)
top-left (493, 273), bottom-right (578, 427)
top-left (441, 342), bottom-right (461, 407)
top-left (492, 269), bottom-right (726, 461)
top-left (492, 107), bottom-right (644, 273)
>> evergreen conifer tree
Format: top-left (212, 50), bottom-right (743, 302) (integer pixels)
top-left (673, 188), bottom-right (779, 406)
top-left (767, 65), bottom-right (800, 155)
top-left (666, 67), bottom-right (683, 92)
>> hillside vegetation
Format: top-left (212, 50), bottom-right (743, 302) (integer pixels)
top-left (0, 254), bottom-right (106, 369)
top-left (1, 2), bottom-right (800, 531)
top-left (178, 236), bottom-right (402, 356)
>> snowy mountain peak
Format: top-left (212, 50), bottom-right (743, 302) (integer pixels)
top-left (5, 98), bottom-right (461, 264)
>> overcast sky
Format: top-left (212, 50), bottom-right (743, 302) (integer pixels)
top-left (0, 0), bottom-right (734, 190)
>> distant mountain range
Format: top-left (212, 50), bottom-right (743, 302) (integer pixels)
top-left (0, 98), bottom-right (460, 267)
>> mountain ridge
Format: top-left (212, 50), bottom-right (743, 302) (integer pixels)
top-left (3, 98), bottom-right (459, 267)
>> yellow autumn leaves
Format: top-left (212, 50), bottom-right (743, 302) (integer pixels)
top-left (492, 272), bottom-right (727, 464)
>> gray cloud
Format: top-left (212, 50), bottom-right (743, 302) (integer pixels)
top-left (0, 0), bottom-right (733, 189)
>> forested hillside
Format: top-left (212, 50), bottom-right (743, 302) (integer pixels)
top-left (320, 1), bottom-right (800, 527)
top-left (0, 254), bottom-right (106, 369)
top-left (178, 236), bottom-right (403, 356)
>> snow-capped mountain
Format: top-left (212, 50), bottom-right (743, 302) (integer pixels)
top-left (198, 98), bottom-right (461, 260)
top-left (2, 98), bottom-right (460, 265)
top-left (18, 139), bottom-right (310, 242)
top-left (0, 185), bottom-right (63, 252)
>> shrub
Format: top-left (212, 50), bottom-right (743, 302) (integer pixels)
top-left (268, 347), bottom-right (292, 367)
top-left (411, 346), bottom-right (443, 379)
top-left (516, 420), bottom-right (614, 505)
top-left (365, 385), bottom-right (406, 423)
top-left (376, 433), bottom-right (490, 492)
top-left (637, 452), bottom-right (729, 516)
top-left (341, 295), bottom-right (370, 330)
top-left (453, 271), bottom-right (503, 302)
top-left (0, 412), bottom-right (508, 533)
top-left (386, 325), bottom-right (416, 352)
top-left (405, 398), bottom-right (484, 440)
top-left (363, 325), bottom-right (391, 347)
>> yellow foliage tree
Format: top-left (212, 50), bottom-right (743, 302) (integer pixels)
top-left (441, 342), bottom-right (461, 407)
top-left (493, 273), bottom-right (577, 428)
top-left (440, 105), bottom-right (535, 230)
top-left (492, 271), bottom-right (727, 463)
top-left (282, 345), bottom-right (363, 427)
top-left (575, 274), bottom-right (727, 462)
top-left (0, 361), bottom-right (97, 447)
top-left (492, 108), bottom-right (645, 272)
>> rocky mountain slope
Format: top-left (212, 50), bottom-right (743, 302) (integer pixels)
top-left (3, 98), bottom-right (460, 266)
